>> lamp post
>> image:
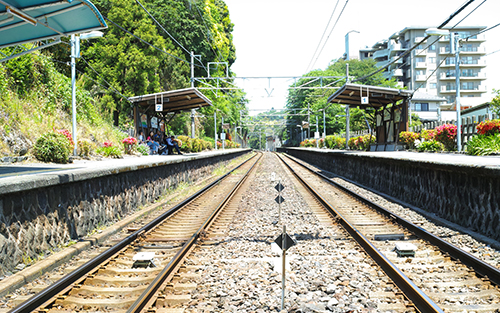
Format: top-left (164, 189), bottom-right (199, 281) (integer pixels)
top-left (425, 28), bottom-right (462, 151)
top-left (345, 30), bottom-right (359, 61)
top-left (71, 31), bottom-right (103, 156)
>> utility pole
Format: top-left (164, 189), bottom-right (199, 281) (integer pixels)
top-left (190, 51), bottom-right (195, 138)
top-left (345, 63), bottom-right (350, 150)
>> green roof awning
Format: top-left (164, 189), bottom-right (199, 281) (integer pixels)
top-left (0, 0), bottom-right (106, 49)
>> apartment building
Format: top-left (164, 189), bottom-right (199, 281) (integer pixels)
top-left (360, 26), bottom-right (487, 120)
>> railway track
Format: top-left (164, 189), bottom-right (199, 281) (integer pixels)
top-left (279, 153), bottom-right (500, 313)
top-left (7, 152), bottom-right (261, 313)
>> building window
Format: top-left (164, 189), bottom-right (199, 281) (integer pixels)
top-left (416, 69), bottom-right (426, 75)
top-left (429, 57), bottom-right (436, 63)
top-left (461, 82), bottom-right (477, 90)
top-left (430, 83), bottom-right (437, 89)
top-left (428, 44), bottom-right (436, 51)
top-left (415, 103), bottom-right (429, 111)
top-left (415, 57), bottom-right (425, 63)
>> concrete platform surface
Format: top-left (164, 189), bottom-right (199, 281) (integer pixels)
top-left (288, 148), bottom-right (500, 169)
top-left (0, 149), bottom-right (250, 195)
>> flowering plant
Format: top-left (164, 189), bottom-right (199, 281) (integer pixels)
top-left (318, 138), bottom-right (325, 148)
top-left (399, 131), bottom-right (420, 149)
top-left (54, 128), bottom-right (74, 148)
top-left (122, 136), bottom-right (138, 145)
top-left (434, 124), bottom-right (457, 151)
top-left (421, 129), bottom-right (435, 141)
top-left (103, 141), bottom-right (113, 147)
top-left (476, 119), bottom-right (500, 136)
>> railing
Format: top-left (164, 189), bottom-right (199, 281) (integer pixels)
top-left (410, 113), bottom-right (499, 145)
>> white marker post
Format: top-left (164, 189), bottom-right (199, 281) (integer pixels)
top-left (281, 225), bottom-right (286, 310)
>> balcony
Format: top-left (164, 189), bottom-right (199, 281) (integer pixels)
top-left (392, 69), bottom-right (403, 77)
top-left (440, 85), bottom-right (487, 93)
top-left (389, 42), bottom-right (403, 53)
top-left (373, 49), bottom-right (389, 60)
top-left (414, 36), bottom-right (426, 43)
top-left (439, 72), bottom-right (486, 80)
top-left (441, 59), bottom-right (486, 68)
top-left (415, 62), bottom-right (427, 68)
top-left (415, 75), bottom-right (427, 81)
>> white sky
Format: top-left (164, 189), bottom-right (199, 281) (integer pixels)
top-left (224, 0), bottom-right (500, 113)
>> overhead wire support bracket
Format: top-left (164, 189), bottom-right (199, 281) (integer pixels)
top-left (0, 38), bottom-right (62, 63)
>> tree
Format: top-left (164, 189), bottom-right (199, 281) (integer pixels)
top-left (491, 89), bottom-right (500, 115)
top-left (285, 59), bottom-right (399, 136)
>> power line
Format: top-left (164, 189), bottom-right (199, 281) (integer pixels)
top-left (304, 0), bottom-right (341, 73)
top-left (353, 0), bottom-right (476, 83)
top-left (191, 0), bottom-right (224, 63)
top-left (134, 0), bottom-right (207, 70)
top-left (104, 16), bottom-right (202, 68)
top-left (308, 0), bottom-right (350, 72)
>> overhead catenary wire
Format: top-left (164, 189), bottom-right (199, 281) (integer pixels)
top-left (191, 0), bottom-right (224, 63)
top-left (104, 16), bottom-right (202, 68)
top-left (308, 0), bottom-right (350, 73)
top-left (134, 0), bottom-right (207, 71)
top-left (304, 0), bottom-right (341, 73)
top-left (353, 0), bottom-right (477, 83)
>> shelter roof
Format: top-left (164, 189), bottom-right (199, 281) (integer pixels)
top-left (327, 83), bottom-right (413, 108)
top-left (0, 0), bottom-right (106, 49)
top-left (129, 88), bottom-right (212, 113)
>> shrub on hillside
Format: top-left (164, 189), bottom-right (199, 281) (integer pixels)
top-left (78, 139), bottom-right (95, 157)
top-left (96, 141), bottom-right (122, 158)
top-left (348, 135), bottom-right (376, 151)
top-left (325, 135), bottom-right (345, 149)
top-left (33, 132), bottom-right (71, 163)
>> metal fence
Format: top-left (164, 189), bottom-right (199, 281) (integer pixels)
top-left (410, 113), bottom-right (499, 145)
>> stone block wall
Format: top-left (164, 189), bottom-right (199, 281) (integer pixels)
top-left (281, 148), bottom-right (500, 242)
top-left (0, 150), bottom-right (249, 274)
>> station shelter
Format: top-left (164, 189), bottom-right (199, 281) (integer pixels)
top-left (128, 87), bottom-right (212, 138)
top-left (327, 83), bottom-right (413, 151)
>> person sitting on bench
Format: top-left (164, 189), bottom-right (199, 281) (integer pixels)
top-left (166, 135), bottom-right (183, 155)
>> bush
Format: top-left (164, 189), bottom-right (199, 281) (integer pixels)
top-left (399, 131), bottom-right (420, 149)
top-left (434, 124), bottom-right (457, 151)
top-left (416, 140), bottom-right (445, 152)
top-left (466, 133), bottom-right (500, 156)
top-left (325, 135), bottom-right (346, 149)
top-left (421, 129), bottom-right (435, 141)
top-left (348, 135), bottom-right (376, 151)
top-left (121, 136), bottom-right (137, 154)
top-left (318, 138), bottom-right (325, 148)
top-left (96, 141), bottom-right (122, 158)
top-left (78, 139), bottom-right (95, 157)
top-left (33, 132), bottom-right (71, 163)
top-left (476, 119), bottom-right (500, 136)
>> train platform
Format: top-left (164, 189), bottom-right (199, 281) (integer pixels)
top-left (287, 147), bottom-right (500, 169)
top-left (0, 149), bottom-right (249, 194)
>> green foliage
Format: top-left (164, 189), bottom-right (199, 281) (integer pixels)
top-left (416, 140), bottom-right (445, 152)
top-left (96, 145), bottom-right (123, 158)
top-left (325, 135), bottom-right (346, 149)
top-left (410, 113), bottom-right (422, 128)
top-left (33, 132), bottom-right (72, 163)
top-left (421, 129), bottom-right (435, 141)
top-left (78, 139), bottom-right (95, 157)
top-left (348, 134), bottom-right (376, 151)
top-left (136, 143), bottom-right (150, 156)
top-left (286, 59), bottom-right (399, 137)
top-left (177, 135), bottom-right (213, 153)
top-left (466, 133), bottom-right (500, 156)
top-left (491, 89), bottom-right (500, 115)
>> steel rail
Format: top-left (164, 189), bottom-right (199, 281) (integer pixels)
top-left (284, 153), bottom-right (500, 287)
top-left (276, 153), bottom-right (443, 313)
top-left (8, 152), bottom-right (257, 313)
top-left (127, 152), bottom-right (262, 313)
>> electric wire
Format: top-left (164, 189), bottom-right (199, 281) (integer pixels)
top-left (352, 0), bottom-right (477, 83)
top-left (308, 0), bottom-right (350, 72)
top-left (134, 0), bottom-right (207, 71)
top-left (304, 0), bottom-right (341, 73)
top-left (191, 0), bottom-right (224, 63)
top-left (104, 16), bottom-right (202, 68)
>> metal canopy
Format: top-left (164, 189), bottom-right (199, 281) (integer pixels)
top-left (129, 88), bottom-right (212, 113)
top-left (327, 83), bottom-right (413, 108)
top-left (0, 0), bottom-right (107, 49)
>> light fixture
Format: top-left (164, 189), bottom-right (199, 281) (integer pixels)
top-left (424, 28), bottom-right (449, 37)
top-left (6, 6), bottom-right (37, 26)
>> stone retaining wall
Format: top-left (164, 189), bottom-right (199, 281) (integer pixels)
top-left (280, 148), bottom-right (500, 242)
top-left (0, 150), bottom-right (250, 274)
